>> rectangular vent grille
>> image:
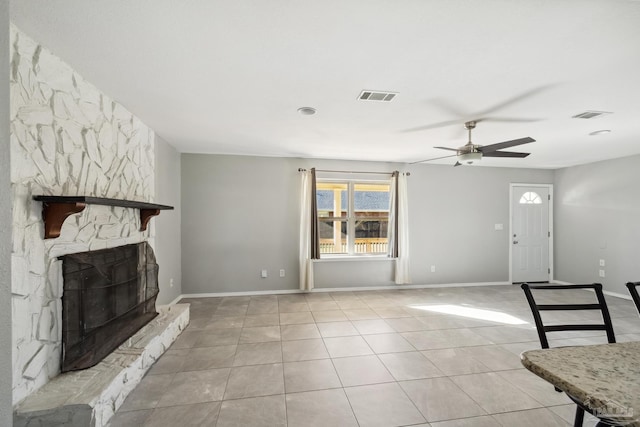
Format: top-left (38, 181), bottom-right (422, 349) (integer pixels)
top-left (572, 110), bottom-right (611, 119)
top-left (359, 90), bottom-right (397, 102)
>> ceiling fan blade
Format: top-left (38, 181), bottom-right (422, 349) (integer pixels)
top-left (477, 116), bottom-right (542, 123)
top-left (476, 84), bottom-right (557, 116)
top-left (407, 115), bottom-right (541, 134)
top-left (430, 98), bottom-right (469, 118)
top-left (478, 137), bottom-right (535, 153)
top-left (433, 146), bottom-right (459, 152)
top-left (482, 151), bottom-right (530, 158)
top-left (410, 154), bottom-right (457, 164)
top-left (404, 85), bottom-right (555, 134)
top-left (401, 119), bottom-right (464, 133)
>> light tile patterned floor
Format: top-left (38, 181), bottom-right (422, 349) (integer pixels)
top-left (109, 285), bottom-right (640, 427)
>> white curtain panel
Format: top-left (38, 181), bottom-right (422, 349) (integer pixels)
top-left (395, 173), bottom-right (411, 284)
top-left (299, 170), bottom-right (315, 291)
top-left (387, 173), bottom-right (398, 258)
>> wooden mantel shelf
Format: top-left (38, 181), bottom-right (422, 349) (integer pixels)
top-left (33, 196), bottom-right (174, 239)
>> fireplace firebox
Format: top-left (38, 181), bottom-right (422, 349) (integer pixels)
top-left (60, 242), bottom-right (159, 372)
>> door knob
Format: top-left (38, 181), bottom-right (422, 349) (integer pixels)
top-left (513, 240), bottom-right (519, 244)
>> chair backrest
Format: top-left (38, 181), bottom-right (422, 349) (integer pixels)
top-left (626, 282), bottom-right (640, 315)
top-left (520, 283), bottom-right (616, 349)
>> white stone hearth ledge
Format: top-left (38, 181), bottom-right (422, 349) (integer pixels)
top-left (14, 304), bottom-right (190, 427)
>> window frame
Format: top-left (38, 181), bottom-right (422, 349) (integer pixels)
top-left (316, 177), bottom-right (391, 258)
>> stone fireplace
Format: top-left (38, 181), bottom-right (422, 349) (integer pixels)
top-left (60, 242), bottom-right (159, 372)
top-left (10, 23), bottom-right (186, 427)
top-left (11, 22), bottom-right (157, 404)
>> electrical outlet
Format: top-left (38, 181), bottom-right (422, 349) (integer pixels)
top-left (169, 278), bottom-right (174, 288)
top-left (261, 269), bottom-right (268, 278)
top-left (280, 269), bottom-right (285, 277)
top-left (599, 269), bottom-right (605, 278)
top-left (599, 259), bottom-right (605, 267)
top-left (494, 223), bottom-right (503, 230)
top-left (430, 265), bottom-right (436, 273)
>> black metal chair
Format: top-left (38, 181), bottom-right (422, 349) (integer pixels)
top-left (521, 283), bottom-right (617, 427)
top-left (626, 282), bottom-right (640, 315)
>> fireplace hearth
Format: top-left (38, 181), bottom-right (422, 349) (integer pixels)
top-left (60, 242), bottom-right (159, 372)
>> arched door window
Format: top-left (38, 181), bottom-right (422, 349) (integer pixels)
top-left (519, 191), bottom-right (542, 204)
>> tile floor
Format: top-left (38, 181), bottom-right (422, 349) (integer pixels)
top-left (109, 285), bottom-right (640, 427)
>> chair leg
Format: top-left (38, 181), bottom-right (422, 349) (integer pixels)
top-left (574, 406), bottom-right (584, 427)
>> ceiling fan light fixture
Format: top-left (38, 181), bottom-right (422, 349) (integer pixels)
top-left (457, 152), bottom-right (482, 164)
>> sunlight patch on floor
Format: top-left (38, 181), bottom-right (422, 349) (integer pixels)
top-left (409, 304), bottom-right (528, 325)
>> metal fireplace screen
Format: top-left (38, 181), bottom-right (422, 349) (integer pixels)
top-left (60, 242), bottom-right (159, 372)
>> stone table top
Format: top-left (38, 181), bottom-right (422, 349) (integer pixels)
top-left (521, 341), bottom-right (640, 427)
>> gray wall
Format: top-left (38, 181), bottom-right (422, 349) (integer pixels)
top-left (181, 153), bottom-right (553, 293)
top-left (554, 154), bottom-right (640, 296)
top-left (155, 136), bottom-right (182, 304)
top-left (407, 163), bottom-right (553, 285)
top-left (181, 154), bottom-right (301, 293)
top-left (1, 0), bottom-right (12, 423)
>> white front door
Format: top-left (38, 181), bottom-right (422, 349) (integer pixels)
top-left (511, 185), bottom-right (551, 283)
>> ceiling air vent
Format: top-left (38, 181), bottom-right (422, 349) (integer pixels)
top-left (358, 90), bottom-right (398, 102)
top-left (572, 110), bottom-right (612, 119)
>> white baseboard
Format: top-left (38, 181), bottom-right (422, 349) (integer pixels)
top-left (171, 281), bottom-right (512, 301)
top-left (602, 290), bottom-right (632, 301)
top-left (312, 281), bottom-right (511, 293)
top-left (551, 280), bottom-right (573, 285)
top-left (549, 280), bottom-right (632, 301)
top-left (167, 294), bottom-right (186, 305)
top-left (165, 280), bottom-right (635, 303)
top-left (172, 289), bottom-right (306, 300)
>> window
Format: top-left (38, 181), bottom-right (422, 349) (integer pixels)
top-left (519, 191), bottom-right (542, 204)
top-left (316, 181), bottom-right (390, 256)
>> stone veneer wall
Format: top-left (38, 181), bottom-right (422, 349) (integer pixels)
top-left (1, 3), bottom-right (13, 424)
top-left (10, 25), bottom-right (156, 405)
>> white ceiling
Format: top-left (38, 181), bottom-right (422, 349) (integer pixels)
top-left (10, 0), bottom-right (640, 168)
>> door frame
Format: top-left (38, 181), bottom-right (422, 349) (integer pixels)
top-left (509, 183), bottom-right (554, 284)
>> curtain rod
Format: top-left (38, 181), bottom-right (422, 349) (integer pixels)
top-left (298, 168), bottom-right (410, 176)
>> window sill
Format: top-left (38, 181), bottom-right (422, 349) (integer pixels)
top-left (314, 256), bottom-right (395, 262)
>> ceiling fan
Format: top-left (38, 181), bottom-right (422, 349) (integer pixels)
top-left (413, 121), bottom-right (534, 166)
